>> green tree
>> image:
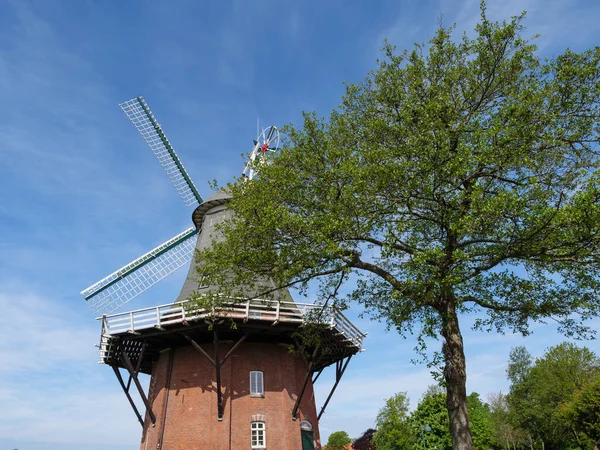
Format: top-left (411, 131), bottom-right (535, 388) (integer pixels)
top-left (409, 389), bottom-right (497, 450)
top-left (192, 3), bottom-right (600, 449)
top-left (467, 393), bottom-right (499, 450)
top-left (506, 346), bottom-right (533, 386)
top-left (326, 431), bottom-right (352, 450)
top-left (561, 376), bottom-right (600, 448)
top-left (508, 343), bottom-right (600, 449)
top-left (410, 390), bottom-right (452, 450)
top-left (374, 392), bottom-right (416, 450)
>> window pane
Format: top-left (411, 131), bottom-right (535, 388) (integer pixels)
top-left (250, 371), bottom-right (264, 395)
top-left (251, 421), bottom-right (265, 448)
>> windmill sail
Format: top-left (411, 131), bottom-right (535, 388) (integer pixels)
top-left (242, 126), bottom-right (280, 180)
top-left (120, 96), bottom-right (203, 207)
top-left (81, 227), bottom-right (199, 315)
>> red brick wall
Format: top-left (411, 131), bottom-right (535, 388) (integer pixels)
top-left (141, 341), bottom-right (321, 450)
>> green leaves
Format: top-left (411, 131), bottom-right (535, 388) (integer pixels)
top-left (374, 392), bottom-right (417, 450)
top-left (507, 343), bottom-right (600, 449)
top-left (374, 389), bottom-right (498, 450)
top-left (409, 390), bottom-right (453, 450)
top-left (325, 431), bottom-right (352, 450)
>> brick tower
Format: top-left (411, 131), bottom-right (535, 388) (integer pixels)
top-left (98, 191), bottom-right (366, 450)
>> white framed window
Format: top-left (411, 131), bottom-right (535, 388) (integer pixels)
top-left (197, 273), bottom-right (209, 289)
top-left (250, 371), bottom-right (264, 397)
top-left (251, 421), bottom-right (266, 448)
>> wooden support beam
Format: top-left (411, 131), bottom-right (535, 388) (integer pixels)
top-left (157, 348), bottom-right (175, 450)
top-left (214, 329), bottom-right (224, 421)
top-left (220, 331), bottom-right (250, 366)
top-left (112, 364), bottom-right (144, 427)
top-left (182, 330), bottom-right (251, 421)
top-left (291, 346), bottom-right (319, 420)
top-left (317, 356), bottom-right (352, 421)
top-left (183, 333), bottom-right (216, 366)
top-left (312, 368), bottom-right (324, 385)
top-left (121, 348), bottom-right (156, 424)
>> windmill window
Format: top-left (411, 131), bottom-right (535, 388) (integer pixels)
top-left (300, 420), bottom-right (313, 431)
top-left (251, 421), bottom-right (266, 448)
top-left (250, 371), bottom-right (264, 397)
top-left (197, 273), bottom-right (209, 289)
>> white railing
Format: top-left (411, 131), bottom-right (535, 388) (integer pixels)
top-left (99, 298), bottom-right (366, 349)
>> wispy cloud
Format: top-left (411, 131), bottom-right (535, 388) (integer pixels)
top-left (0, 290), bottom-right (96, 372)
top-left (0, 287), bottom-right (143, 446)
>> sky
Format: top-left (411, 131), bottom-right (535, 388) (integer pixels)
top-left (0, 0), bottom-right (599, 448)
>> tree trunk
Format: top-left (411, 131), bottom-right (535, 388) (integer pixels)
top-left (440, 300), bottom-right (473, 450)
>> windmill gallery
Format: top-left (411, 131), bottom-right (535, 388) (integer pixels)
top-left (80, 97), bottom-right (366, 450)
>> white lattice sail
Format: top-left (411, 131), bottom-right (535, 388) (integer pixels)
top-left (82, 228), bottom-right (199, 315)
top-left (120, 97), bottom-right (202, 207)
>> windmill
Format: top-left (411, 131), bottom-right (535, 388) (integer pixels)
top-left (81, 97), bottom-right (365, 450)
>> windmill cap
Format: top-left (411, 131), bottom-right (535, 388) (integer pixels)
top-left (205, 190), bottom-right (232, 203)
top-left (191, 190), bottom-right (232, 228)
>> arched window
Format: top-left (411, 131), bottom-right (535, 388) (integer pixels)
top-left (250, 371), bottom-right (264, 397)
top-left (300, 420), bottom-right (313, 431)
top-left (251, 421), bottom-right (266, 448)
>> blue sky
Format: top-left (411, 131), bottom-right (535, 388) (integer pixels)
top-left (1, 0), bottom-right (599, 448)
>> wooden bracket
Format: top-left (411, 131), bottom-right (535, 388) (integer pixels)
top-left (291, 346), bottom-right (320, 420)
top-left (182, 330), bottom-right (251, 421)
top-left (317, 355), bottom-right (352, 421)
top-left (112, 341), bottom-right (156, 427)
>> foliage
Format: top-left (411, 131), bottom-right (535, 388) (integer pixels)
top-left (353, 429), bottom-right (377, 450)
top-left (487, 392), bottom-right (529, 450)
top-left (467, 393), bottom-right (499, 450)
top-left (408, 390), bottom-right (498, 450)
top-left (191, 1), bottom-right (600, 448)
top-left (561, 377), bottom-right (600, 448)
top-left (410, 390), bottom-right (453, 450)
top-left (326, 431), bottom-right (352, 450)
top-left (508, 342), bottom-right (600, 449)
top-left (374, 392), bottom-right (416, 450)
top-left (506, 346), bottom-right (532, 386)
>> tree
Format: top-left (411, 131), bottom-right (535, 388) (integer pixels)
top-left (508, 343), bottom-right (600, 449)
top-left (506, 346), bottom-right (532, 386)
top-left (192, 3), bottom-right (600, 449)
top-left (374, 392), bottom-right (415, 450)
top-left (467, 393), bottom-right (499, 450)
top-left (410, 390), bottom-right (453, 450)
top-left (561, 376), bottom-right (600, 448)
top-left (326, 431), bottom-right (352, 450)
top-left (408, 388), bottom-right (497, 450)
top-left (353, 428), bottom-right (377, 450)
top-left (487, 392), bottom-right (528, 450)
